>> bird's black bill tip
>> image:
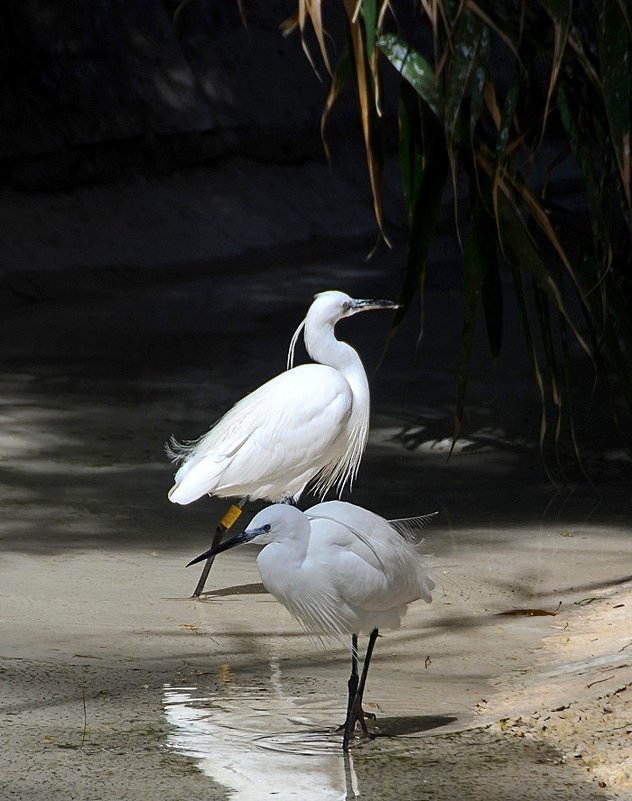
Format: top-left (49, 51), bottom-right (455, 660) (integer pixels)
top-left (186, 529), bottom-right (259, 568)
top-left (352, 299), bottom-right (400, 312)
top-left (186, 550), bottom-right (212, 568)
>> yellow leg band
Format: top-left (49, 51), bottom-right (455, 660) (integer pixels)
top-left (219, 504), bottom-right (243, 530)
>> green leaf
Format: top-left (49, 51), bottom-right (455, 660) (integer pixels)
top-left (454, 197), bottom-right (495, 438)
top-left (377, 34), bottom-right (441, 118)
top-left (496, 65), bottom-right (521, 159)
top-left (398, 80), bottom-right (424, 220)
top-left (496, 193), bottom-right (590, 358)
top-left (345, 4), bottom-right (388, 242)
top-left (464, 0), bottom-right (522, 62)
top-left (444, 9), bottom-right (484, 137)
top-left (532, 279), bottom-right (561, 409)
top-left (392, 121), bottom-right (450, 329)
top-left (480, 234), bottom-right (502, 362)
top-left (557, 77), bottom-right (609, 243)
top-left (321, 49), bottom-right (354, 162)
top-left (361, 0), bottom-right (377, 57)
top-left (465, 169), bottom-right (502, 360)
top-left (539, 0), bottom-right (573, 139)
top-left (598, 1), bottom-right (631, 216)
top-left (469, 25), bottom-right (490, 143)
top-left (509, 264), bottom-right (555, 480)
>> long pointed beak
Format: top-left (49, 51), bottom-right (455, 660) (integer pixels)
top-left (350, 298), bottom-right (399, 313)
top-left (186, 529), bottom-right (259, 567)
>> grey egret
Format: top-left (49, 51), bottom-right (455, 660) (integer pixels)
top-left (168, 290), bottom-right (398, 597)
top-left (187, 501), bottom-right (435, 750)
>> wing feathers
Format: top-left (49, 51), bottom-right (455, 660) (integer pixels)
top-left (167, 365), bottom-right (353, 503)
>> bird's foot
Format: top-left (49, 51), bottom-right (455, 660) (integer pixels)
top-left (337, 699), bottom-right (377, 743)
top-left (335, 712), bottom-right (376, 734)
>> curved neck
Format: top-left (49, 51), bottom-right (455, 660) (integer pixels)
top-left (302, 310), bottom-right (371, 493)
top-left (304, 319), bottom-right (364, 380)
top-left (303, 314), bottom-right (371, 421)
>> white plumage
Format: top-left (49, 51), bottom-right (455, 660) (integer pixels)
top-left (167, 290), bottom-right (397, 505)
top-left (255, 502), bottom-right (434, 638)
top-left (187, 501), bottom-right (435, 749)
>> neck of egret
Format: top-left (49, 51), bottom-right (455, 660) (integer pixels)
top-left (286, 293), bottom-right (399, 500)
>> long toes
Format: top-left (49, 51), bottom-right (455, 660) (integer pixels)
top-left (336, 709), bottom-right (377, 738)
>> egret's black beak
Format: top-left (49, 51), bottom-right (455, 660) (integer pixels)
top-left (351, 298), bottom-right (399, 313)
top-left (186, 528), bottom-right (260, 567)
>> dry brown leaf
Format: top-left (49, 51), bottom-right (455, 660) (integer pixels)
top-left (497, 603), bottom-right (561, 617)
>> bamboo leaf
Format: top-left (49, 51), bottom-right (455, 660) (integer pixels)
top-left (558, 315), bottom-right (592, 483)
top-left (377, 33), bottom-right (442, 118)
top-left (557, 78), bottom-right (609, 242)
top-left (483, 79), bottom-right (502, 131)
top-left (496, 192), bottom-right (591, 359)
top-left (477, 141), bottom-right (586, 311)
top-left (344, 1), bottom-right (388, 240)
top-left (567, 23), bottom-right (601, 88)
top-left (465, 1), bottom-right (521, 61)
top-left (398, 80), bottom-right (424, 220)
top-left (361, 0), bottom-right (378, 56)
top-left (296, 0), bottom-right (332, 76)
top-left (469, 25), bottom-right (490, 141)
top-left (392, 123), bottom-right (450, 329)
top-left (601, 311), bottom-right (632, 412)
top-left (279, 12), bottom-right (299, 36)
top-left (454, 196), bottom-right (495, 438)
top-left (495, 65), bottom-right (521, 159)
top-left (465, 25), bottom-right (491, 217)
top-left (532, 280), bottom-right (561, 408)
top-left (598, 1), bottom-right (632, 216)
top-left (465, 169), bottom-right (502, 358)
top-left (360, 0), bottom-right (386, 116)
top-left (539, 0), bottom-right (572, 140)
top-left (320, 50), bottom-right (354, 162)
top-left (444, 8), bottom-right (484, 137)
top-left (509, 264), bottom-right (555, 481)
top-left (480, 227), bottom-right (502, 361)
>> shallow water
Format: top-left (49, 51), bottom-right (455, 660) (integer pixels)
top-left (160, 672), bottom-right (607, 801)
top-left (164, 681), bottom-right (350, 799)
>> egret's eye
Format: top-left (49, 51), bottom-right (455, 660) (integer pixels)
top-left (342, 301), bottom-right (351, 312)
top-left (262, 523), bottom-right (271, 533)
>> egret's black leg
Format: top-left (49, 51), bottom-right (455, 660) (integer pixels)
top-left (192, 499), bottom-right (246, 598)
top-left (342, 634), bottom-right (359, 751)
top-left (352, 628), bottom-right (379, 735)
top-left (191, 525), bottom-right (223, 598)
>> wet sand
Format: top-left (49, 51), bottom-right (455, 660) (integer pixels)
top-left (1, 160), bottom-right (631, 799)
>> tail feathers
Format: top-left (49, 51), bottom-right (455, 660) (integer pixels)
top-left (418, 572), bottom-right (435, 603)
top-left (168, 454), bottom-right (226, 505)
top-left (389, 511), bottom-right (438, 542)
top-left (168, 477), bottom-right (208, 505)
top-left (165, 435), bottom-right (199, 465)
top-left (389, 512), bottom-right (437, 603)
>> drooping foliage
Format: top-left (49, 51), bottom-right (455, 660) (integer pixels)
top-left (285, 0), bottom-right (632, 465)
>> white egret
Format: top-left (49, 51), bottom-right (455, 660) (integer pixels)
top-left (168, 290), bottom-right (398, 597)
top-left (187, 501), bottom-right (435, 750)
